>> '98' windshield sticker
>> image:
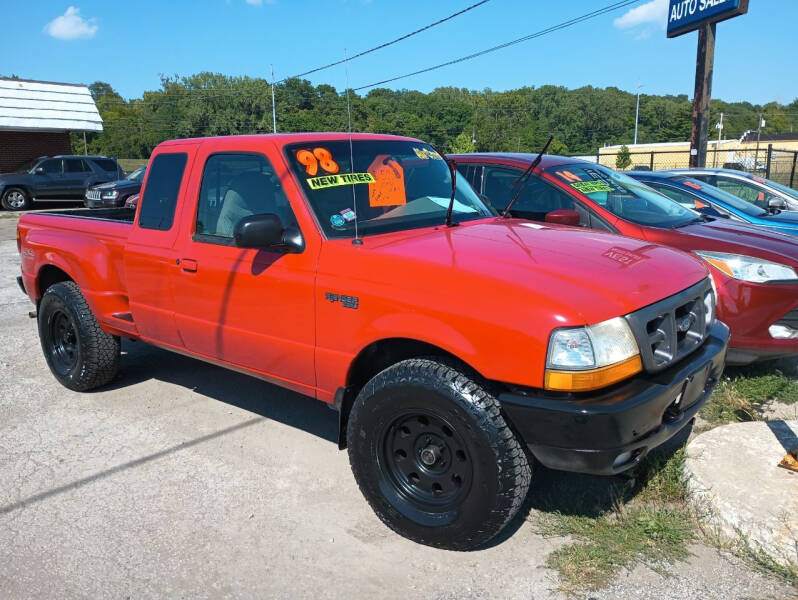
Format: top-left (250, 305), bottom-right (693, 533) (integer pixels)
top-left (297, 147), bottom-right (340, 176)
top-left (570, 180), bottom-right (613, 194)
top-left (412, 147), bottom-right (443, 160)
top-left (307, 172), bottom-right (375, 190)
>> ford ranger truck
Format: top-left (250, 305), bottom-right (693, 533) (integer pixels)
top-left (16, 133), bottom-right (729, 550)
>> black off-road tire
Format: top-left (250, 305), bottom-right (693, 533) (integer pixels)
top-left (1, 187), bottom-right (31, 210)
top-left (347, 357), bottom-right (531, 550)
top-left (38, 281), bottom-right (120, 391)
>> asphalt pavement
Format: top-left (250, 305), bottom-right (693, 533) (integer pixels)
top-left (0, 212), bottom-right (793, 599)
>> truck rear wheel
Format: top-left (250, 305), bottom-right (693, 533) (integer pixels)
top-left (347, 357), bottom-right (531, 550)
top-left (38, 281), bottom-right (120, 391)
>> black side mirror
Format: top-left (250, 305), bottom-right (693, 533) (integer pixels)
top-left (233, 213), bottom-right (304, 253)
top-left (768, 198), bottom-right (787, 212)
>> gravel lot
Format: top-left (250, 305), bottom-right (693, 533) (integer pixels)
top-left (0, 213), bottom-right (793, 599)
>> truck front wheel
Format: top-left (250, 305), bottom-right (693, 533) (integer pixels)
top-left (38, 281), bottom-right (120, 391)
top-left (347, 357), bottom-right (531, 550)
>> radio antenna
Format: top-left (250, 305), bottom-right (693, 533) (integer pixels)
top-left (344, 48), bottom-right (362, 245)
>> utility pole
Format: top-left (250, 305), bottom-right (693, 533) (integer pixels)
top-left (714, 112), bottom-right (723, 167)
top-left (270, 64), bottom-right (277, 134)
top-left (689, 23), bottom-right (715, 168)
top-left (82, 131), bottom-right (87, 154)
top-left (755, 112), bottom-right (764, 156)
top-left (634, 84), bottom-right (643, 145)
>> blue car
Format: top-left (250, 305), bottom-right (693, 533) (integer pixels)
top-left (628, 171), bottom-right (798, 237)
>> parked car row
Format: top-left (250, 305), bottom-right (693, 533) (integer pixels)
top-left (13, 132), bottom-right (798, 551)
top-left (0, 155), bottom-right (123, 210)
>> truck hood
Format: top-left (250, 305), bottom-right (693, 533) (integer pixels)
top-left (663, 218), bottom-right (798, 267)
top-left (359, 218), bottom-right (709, 325)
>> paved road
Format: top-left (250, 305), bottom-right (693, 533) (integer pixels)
top-left (0, 215), bottom-right (792, 599)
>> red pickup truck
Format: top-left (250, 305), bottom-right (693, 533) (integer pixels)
top-left (17, 133), bottom-right (728, 550)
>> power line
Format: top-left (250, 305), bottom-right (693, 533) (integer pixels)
top-left (287, 0), bottom-right (492, 80)
top-left (353, 0), bottom-right (642, 91)
top-left (97, 0), bottom-right (493, 107)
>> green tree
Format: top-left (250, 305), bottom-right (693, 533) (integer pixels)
top-left (616, 144), bottom-right (632, 170)
top-left (449, 131), bottom-right (475, 153)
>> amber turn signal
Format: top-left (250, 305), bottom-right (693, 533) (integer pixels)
top-left (544, 355), bottom-right (643, 392)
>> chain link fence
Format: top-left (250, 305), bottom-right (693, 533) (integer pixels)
top-left (578, 145), bottom-right (798, 189)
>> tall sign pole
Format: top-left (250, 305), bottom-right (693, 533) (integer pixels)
top-left (666, 0), bottom-right (749, 168)
top-left (689, 23), bottom-right (715, 168)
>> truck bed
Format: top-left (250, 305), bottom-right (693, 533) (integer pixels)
top-left (40, 207), bottom-right (136, 223)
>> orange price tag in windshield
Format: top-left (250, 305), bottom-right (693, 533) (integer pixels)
top-left (368, 155), bottom-right (406, 207)
top-left (297, 147), bottom-right (340, 176)
top-left (556, 170), bottom-right (582, 183)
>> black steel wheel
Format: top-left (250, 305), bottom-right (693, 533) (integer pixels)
top-left (38, 281), bottom-right (120, 391)
top-left (380, 410), bottom-right (475, 518)
top-left (347, 357), bottom-right (531, 550)
top-left (46, 309), bottom-right (80, 376)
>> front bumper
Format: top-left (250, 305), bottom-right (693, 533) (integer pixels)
top-left (716, 276), bottom-right (798, 364)
top-left (499, 321), bottom-right (729, 476)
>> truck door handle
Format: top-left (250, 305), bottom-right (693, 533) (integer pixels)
top-left (180, 258), bottom-right (198, 273)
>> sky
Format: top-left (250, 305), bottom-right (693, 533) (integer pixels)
top-left (3, 0), bottom-right (797, 106)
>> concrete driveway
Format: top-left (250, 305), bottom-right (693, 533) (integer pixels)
top-left (0, 214), bottom-right (792, 599)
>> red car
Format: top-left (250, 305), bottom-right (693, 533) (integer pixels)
top-left (451, 153), bottom-right (798, 365)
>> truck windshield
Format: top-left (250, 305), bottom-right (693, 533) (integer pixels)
top-left (546, 163), bottom-right (699, 228)
top-left (285, 140), bottom-right (493, 238)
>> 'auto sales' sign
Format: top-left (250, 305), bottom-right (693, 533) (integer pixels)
top-left (666, 0), bottom-right (749, 38)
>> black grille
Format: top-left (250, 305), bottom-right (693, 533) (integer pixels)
top-left (625, 279), bottom-right (712, 373)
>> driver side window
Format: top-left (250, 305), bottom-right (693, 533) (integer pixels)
top-left (482, 166), bottom-right (574, 220)
top-left (195, 153), bottom-right (297, 243)
top-left (715, 178), bottom-right (773, 209)
top-left (39, 159), bottom-right (62, 174)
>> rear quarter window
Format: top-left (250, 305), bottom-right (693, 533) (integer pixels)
top-left (138, 153), bottom-right (188, 231)
top-left (91, 158), bottom-right (119, 172)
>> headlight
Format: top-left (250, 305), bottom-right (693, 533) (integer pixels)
top-left (545, 316), bottom-right (641, 391)
top-left (695, 251), bottom-right (797, 283)
top-left (101, 190), bottom-right (119, 199)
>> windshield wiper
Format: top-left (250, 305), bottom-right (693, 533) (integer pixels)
top-left (502, 136), bottom-right (553, 218)
top-left (432, 145), bottom-right (459, 228)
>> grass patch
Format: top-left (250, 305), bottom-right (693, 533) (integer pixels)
top-left (539, 505), bottom-right (694, 592)
top-left (531, 448), bottom-right (695, 593)
top-left (701, 363), bottom-right (798, 425)
top-left (118, 158), bottom-right (147, 172)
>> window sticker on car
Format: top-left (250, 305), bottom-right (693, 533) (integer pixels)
top-left (296, 147), bottom-right (340, 176)
top-left (412, 147), bottom-right (443, 160)
top-left (339, 208), bottom-right (357, 222)
top-left (307, 172), bottom-right (375, 190)
top-left (555, 170), bottom-right (582, 182)
top-left (570, 181), bottom-right (613, 194)
top-left (330, 214), bottom-right (346, 228)
top-left (368, 155), bottom-right (406, 207)
top-left (683, 180), bottom-right (702, 190)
